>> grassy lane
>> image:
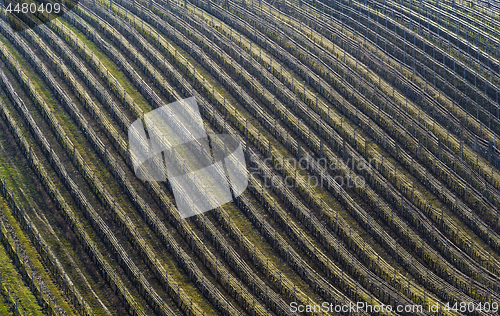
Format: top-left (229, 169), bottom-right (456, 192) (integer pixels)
top-left (186, 3), bottom-right (418, 276)
top-left (242, 0), bottom-right (500, 274)
top-left (0, 227), bottom-right (45, 316)
top-left (48, 11), bottom-right (256, 315)
top-left (70, 4), bottom-right (312, 314)
top-left (57, 19), bottom-right (152, 116)
top-left (0, 29), bottom-right (154, 315)
top-left (0, 46), bottom-right (122, 316)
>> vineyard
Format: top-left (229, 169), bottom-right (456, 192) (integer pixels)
top-left (0, 0), bottom-right (498, 315)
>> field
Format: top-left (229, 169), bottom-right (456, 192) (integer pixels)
top-left (0, 0), bottom-right (499, 315)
